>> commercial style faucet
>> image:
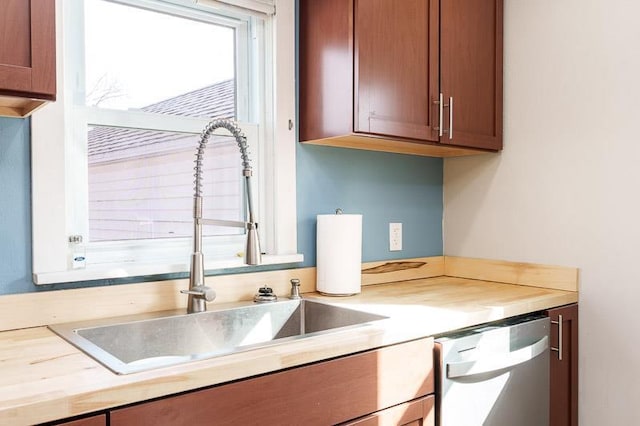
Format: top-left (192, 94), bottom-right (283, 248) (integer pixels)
top-left (181, 119), bottom-right (261, 313)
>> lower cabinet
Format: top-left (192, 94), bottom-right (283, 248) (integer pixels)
top-left (109, 337), bottom-right (434, 426)
top-left (545, 304), bottom-right (579, 426)
top-left (341, 396), bottom-right (434, 426)
top-left (51, 414), bottom-right (107, 426)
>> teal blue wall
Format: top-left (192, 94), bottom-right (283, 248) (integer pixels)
top-left (0, 117), bottom-right (33, 294)
top-left (296, 144), bottom-right (442, 267)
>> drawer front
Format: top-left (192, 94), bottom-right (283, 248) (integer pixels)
top-left (111, 337), bottom-right (434, 426)
top-left (341, 395), bottom-right (435, 426)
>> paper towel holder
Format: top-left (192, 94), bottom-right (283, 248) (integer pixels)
top-left (316, 210), bottom-right (362, 297)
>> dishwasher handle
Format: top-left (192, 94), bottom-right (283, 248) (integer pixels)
top-left (447, 335), bottom-right (549, 379)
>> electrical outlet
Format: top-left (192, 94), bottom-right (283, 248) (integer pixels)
top-left (389, 222), bottom-right (402, 251)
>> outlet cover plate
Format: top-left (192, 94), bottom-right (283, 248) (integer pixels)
top-left (389, 223), bottom-right (402, 251)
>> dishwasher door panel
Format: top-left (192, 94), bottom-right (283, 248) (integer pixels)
top-left (435, 316), bottom-right (550, 426)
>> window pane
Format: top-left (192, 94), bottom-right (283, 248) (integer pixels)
top-left (88, 126), bottom-right (244, 242)
top-left (83, 0), bottom-right (236, 117)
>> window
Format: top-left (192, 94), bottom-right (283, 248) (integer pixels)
top-left (81, 0), bottom-right (246, 246)
top-left (31, 0), bottom-right (299, 284)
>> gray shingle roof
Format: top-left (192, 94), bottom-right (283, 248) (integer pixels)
top-left (88, 79), bottom-right (235, 163)
top-left (141, 79), bottom-right (235, 118)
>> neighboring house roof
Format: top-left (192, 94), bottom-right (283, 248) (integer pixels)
top-left (88, 79), bottom-right (235, 164)
top-left (141, 79), bottom-right (235, 118)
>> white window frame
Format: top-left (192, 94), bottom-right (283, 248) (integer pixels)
top-left (31, 0), bottom-right (300, 284)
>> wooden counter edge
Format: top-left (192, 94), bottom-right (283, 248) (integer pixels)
top-left (444, 256), bottom-right (579, 292)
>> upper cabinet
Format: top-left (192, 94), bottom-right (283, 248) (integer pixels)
top-left (440, 0), bottom-right (503, 150)
top-left (0, 0), bottom-right (56, 117)
top-left (299, 0), bottom-right (503, 157)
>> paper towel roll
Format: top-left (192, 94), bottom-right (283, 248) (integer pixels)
top-left (316, 213), bottom-right (362, 296)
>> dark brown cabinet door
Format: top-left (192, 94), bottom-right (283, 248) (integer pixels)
top-left (546, 304), bottom-right (579, 426)
top-left (51, 414), bottom-right (107, 426)
top-left (110, 338), bottom-right (434, 426)
top-left (354, 0), bottom-right (439, 142)
top-left (341, 395), bottom-right (435, 426)
top-left (299, 0), bottom-right (354, 141)
top-left (0, 0), bottom-right (56, 100)
top-left (440, 0), bottom-right (503, 150)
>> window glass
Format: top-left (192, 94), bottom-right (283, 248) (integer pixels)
top-left (83, 0), bottom-right (235, 116)
top-left (88, 126), bottom-right (243, 242)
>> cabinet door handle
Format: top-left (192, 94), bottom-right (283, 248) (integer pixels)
top-left (448, 96), bottom-right (454, 140)
top-left (434, 93), bottom-right (444, 137)
top-left (550, 314), bottom-right (563, 361)
top-left (434, 94), bottom-right (453, 139)
top-left (446, 336), bottom-right (549, 378)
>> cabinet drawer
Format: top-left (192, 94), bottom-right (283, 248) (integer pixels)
top-left (110, 338), bottom-right (434, 426)
top-left (51, 414), bottom-right (107, 426)
top-left (341, 395), bottom-right (435, 426)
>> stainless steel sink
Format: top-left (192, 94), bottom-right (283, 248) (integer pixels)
top-left (49, 299), bottom-right (387, 374)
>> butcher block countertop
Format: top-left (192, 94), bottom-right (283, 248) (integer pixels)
top-left (0, 269), bottom-right (578, 425)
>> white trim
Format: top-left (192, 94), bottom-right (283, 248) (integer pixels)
top-left (84, 107), bottom-right (217, 133)
top-left (33, 254), bottom-right (304, 285)
top-left (271, 0), bottom-right (297, 255)
top-left (112, 0), bottom-right (248, 26)
top-left (31, 0), bottom-right (69, 276)
top-left (196, 0), bottom-right (275, 17)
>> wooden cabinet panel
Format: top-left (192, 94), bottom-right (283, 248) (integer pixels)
top-left (30, 0), bottom-right (57, 97)
top-left (110, 338), bottom-right (434, 426)
top-left (354, 0), bottom-right (439, 142)
top-left (0, 1), bottom-right (32, 69)
top-left (546, 304), bottom-right (579, 426)
top-left (299, 0), bottom-right (353, 141)
top-left (0, 0), bottom-right (56, 116)
top-left (49, 413), bottom-right (107, 426)
top-left (440, 0), bottom-right (503, 150)
top-left (341, 396), bottom-right (435, 426)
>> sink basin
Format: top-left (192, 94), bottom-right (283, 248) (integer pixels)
top-left (49, 299), bottom-right (387, 374)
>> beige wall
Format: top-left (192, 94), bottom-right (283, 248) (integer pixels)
top-left (444, 0), bottom-right (640, 424)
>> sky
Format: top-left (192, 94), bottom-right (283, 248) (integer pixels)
top-left (84, 0), bottom-right (235, 109)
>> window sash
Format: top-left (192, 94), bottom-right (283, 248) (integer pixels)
top-left (69, 0), bottom-right (260, 258)
top-left (78, 121), bottom-right (261, 265)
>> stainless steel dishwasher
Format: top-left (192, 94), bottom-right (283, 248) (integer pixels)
top-left (435, 313), bottom-right (550, 426)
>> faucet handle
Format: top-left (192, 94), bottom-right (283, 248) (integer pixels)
top-left (289, 278), bottom-right (302, 300)
top-left (181, 285), bottom-right (216, 302)
top-left (254, 286), bottom-right (278, 303)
